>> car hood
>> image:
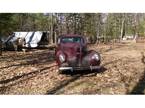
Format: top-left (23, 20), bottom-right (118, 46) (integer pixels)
top-left (60, 43), bottom-right (82, 57)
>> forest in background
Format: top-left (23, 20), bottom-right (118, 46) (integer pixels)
top-left (0, 13), bottom-right (145, 44)
top-left (1, 13), bottom-right (145, 94)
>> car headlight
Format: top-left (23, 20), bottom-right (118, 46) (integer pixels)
top-left (92, 54), bottom-right (99, 60)
top-left (59, 54), bottom-right (65, 63)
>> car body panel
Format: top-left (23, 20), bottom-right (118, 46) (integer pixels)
top-left (55, 34), bottom-right (101, 71)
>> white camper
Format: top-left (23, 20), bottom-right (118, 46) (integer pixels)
top-left (5, 31), bottom-right (49, 50)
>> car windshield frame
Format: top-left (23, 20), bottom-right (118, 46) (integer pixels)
top-left (60, 37), bottom-right (84, 44)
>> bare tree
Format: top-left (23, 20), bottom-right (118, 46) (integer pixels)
top-left (120, 14), bottom-right (126, 39)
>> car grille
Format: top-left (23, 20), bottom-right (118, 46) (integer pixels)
top-left (67, 56), bottom-right (90, 67)
top-left (67, 57), bottom-right (78, 67)
top-left (82, 56), bottom-right (90, 66)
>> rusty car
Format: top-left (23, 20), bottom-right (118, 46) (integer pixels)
top-left (55, 34), bottom-right (101, 72)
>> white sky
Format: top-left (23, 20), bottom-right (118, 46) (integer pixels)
top-left (0, 0), bottom-right (145, 13)
top-left (0, 0), bottom-right (145, 108)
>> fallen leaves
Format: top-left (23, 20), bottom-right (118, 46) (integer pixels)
top-left (0, 42), bottom-right (145, 94)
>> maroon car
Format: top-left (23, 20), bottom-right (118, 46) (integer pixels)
top-left (55, 34), bottom-right (101, 72)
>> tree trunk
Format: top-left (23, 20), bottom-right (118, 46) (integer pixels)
top-left (120, 18), bottom-right (125, 39)
top-left (50, 14), bottom-right (54, 44)
top-left (96, 14), bottom-right (102, 44)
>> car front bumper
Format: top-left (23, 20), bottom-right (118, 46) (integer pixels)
top-left (59, 66), bottom-right (101, 72)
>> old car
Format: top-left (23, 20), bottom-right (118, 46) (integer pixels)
top-left (55, 34), bottom-right (101, 72)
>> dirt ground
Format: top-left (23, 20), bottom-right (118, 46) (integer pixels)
top-left (0, 41), bottom-right (145, 95)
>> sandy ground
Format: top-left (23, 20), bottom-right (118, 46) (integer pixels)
top-left (0, 41), bottom-right (145, 95)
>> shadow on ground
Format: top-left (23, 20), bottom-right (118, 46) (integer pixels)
top-left (128, 52), bottom-right (145, 94)
top-left (128, 69), bottom-right (145, 94)
top-left (0, 64), bottom-right (57, 94)
top-left (0, 51), bottom-right (55, 69)
top-left (61, 66), bottom-right (107, 77)
top-left (46, 66), bottom-right (107, 94)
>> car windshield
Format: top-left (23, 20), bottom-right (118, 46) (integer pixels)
top-left (61, 37), bottom-right (82, 43)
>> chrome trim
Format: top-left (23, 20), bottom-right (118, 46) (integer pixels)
top-left (59, 67), bottom-right (73, 72)
top-left (90, 66), bottom-right (101, 71)
top-left (59, 67), bottom-right (73, 70)
top-left (59, 66), bottom-right (101, 71)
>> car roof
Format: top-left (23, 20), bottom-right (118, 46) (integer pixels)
top-left (58, 34), bottom-right (84, 38)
